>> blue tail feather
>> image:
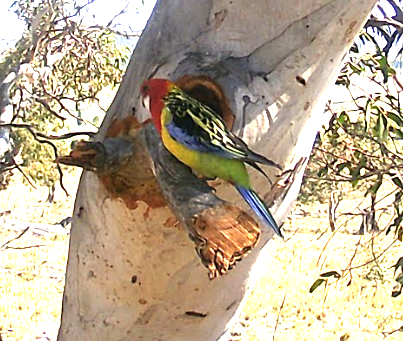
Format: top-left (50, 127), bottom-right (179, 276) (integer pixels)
top-left (235, 185), bottom-right (284, 239)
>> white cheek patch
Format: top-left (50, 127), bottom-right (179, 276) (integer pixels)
top-left (142, 95), bottom-right (150, 112)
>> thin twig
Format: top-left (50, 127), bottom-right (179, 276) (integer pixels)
top-left (0, 123), bottom-right (95, 139)
top-left (273, 294), bottom-right (286, 341)
top-left (34, 97), bottom-right (67, 121)
top-left (382, 324), bottom-right (403, 338)
top-left (106, 3), bottom-right (130, 27)
top-left (348, 238), bottom-right (398, 271)
top-left (13, 158), bottom-right (37, 189)
top-left (55, 0), bottom-right (98, 25)
top-left (2, 245), bottom-right (45, 251)
top-left (0, 227), bottom-right (30, 250)
top-left (0, 124), bottom-right (87, 195)
top-left (56, 163), bottom-right (69, 196)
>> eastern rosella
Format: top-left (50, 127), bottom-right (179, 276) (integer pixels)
top-left (140, 78), bottom-right (283, 238)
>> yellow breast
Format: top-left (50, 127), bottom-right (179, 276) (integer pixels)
top-left (161, 124), bottom-right (200, 171)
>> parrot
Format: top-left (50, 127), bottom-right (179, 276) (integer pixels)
top-left (140, 78), bottom-right (284, 239)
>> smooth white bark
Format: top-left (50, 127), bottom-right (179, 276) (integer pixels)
top-left (58, 0), bottom-right (378, 340)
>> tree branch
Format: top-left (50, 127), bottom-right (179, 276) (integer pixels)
top-left (58, 119), bottom-right (262, 278)
top-left (144, 124), bottom-right (261, 278)
top-left (366, 17), bottom-right (403, 31)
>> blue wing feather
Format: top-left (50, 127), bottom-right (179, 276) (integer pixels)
top-left (235, 184), bottom-right (284, 239)
top-left (166, 121), bottom-right (240, 158)
top-left (166, 122), bottom-right (209, 152)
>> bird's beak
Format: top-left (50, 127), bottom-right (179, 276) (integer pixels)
top-left (142, 95), bottom-right (150, 112)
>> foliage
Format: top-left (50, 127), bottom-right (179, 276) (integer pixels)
top-left (0, 0), bottom-right (131, 188)
top-left (302, 1), bottom-right (403, 298)
top-left (365, 0), bottom-right (403, 57)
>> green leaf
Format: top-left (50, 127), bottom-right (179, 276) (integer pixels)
top-left (386, 112), bottom-right (403, 128)
top-left (385, 94), bottom-right (399, 103)
top-left (374, 115), bottom-right (384, 141)
top-left (364, 100), bottom-right (372, 131)
top-left (309, 279), bottom-right (326, 293)
top-left (390, 175), bottom-right (403, 190)
top-left (350, 42), bottom-right (359, 53)
top-left (349, 62), bottom-right (361, 73)
top-left (381, 115), bottom-right (389, 141)
top-left (391, 286), bottom-right (402, 298)
top-left (337, 111), bottom-right (350, 126)
top-left (336, 162), bottom-right (351, 173)
top-left (366, 176), bottom-right (383, 195)
top-left (398, 226), bottom-right (403, 242)
top-left (351, 179), bottom-right (359, 188)
top-left (394, 129), bottom-right (403, 139)
top-left (394, 259), bottom-right (403, 275)
top-left (93, 116), bottom-right (100, 126)
top-left (317, 167), bottom-right (328, 177)
top-left (397, 273), bottom-right (403, 283)
top-left (320, 271), bottom-right (341, 278)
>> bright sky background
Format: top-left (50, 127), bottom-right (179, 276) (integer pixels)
top-left (0, 0), bottom-right (157, 50)
top-left (0, 0), bottom-right (401, 61)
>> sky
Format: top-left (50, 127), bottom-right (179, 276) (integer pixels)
top-left (0, 0), bottom-right (402, 61)
top-left (0, 1), bottom-right (25, 49)
top-left (0, 0), bottom-right (157, 50)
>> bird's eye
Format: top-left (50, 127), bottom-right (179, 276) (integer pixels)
top-left (141, 85), bottom-right (149, 94)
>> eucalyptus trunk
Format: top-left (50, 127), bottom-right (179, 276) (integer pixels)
top-left (58, 0), bottom-right (377, 340)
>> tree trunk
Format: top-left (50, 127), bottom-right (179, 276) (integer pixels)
top-left (58, 0), bottom-right (377, 340)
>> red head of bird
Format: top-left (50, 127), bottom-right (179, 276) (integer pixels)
top-left (140, 78), bottom-right (174, 134)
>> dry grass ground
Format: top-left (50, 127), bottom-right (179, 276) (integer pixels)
top-left (0, 170), bottom-right (402, 341)
top-left (0, 169), bottom-right (78, 341)
top-left (231, 204), bottom-right (403, 341)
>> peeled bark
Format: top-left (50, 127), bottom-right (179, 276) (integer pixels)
top-left (58, 0), bottom-right (378, 340)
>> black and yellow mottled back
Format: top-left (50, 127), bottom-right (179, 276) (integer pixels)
top-left (163, 86), bottom-right (281, 176)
